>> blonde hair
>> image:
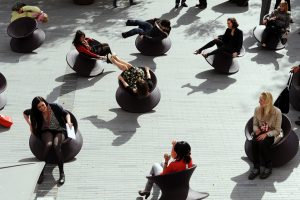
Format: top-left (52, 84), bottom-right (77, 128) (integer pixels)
top-left (279, 1), bottom-right (289, 12)
top-left (259, 91), bottom-right (275, 118)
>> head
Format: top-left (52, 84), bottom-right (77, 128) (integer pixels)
top-left (259, 92), bottom-right (274, 116)
top-left (279, 1), bottom-right (288, 12)
top-left (12, 2), bottom-right (26, 12)
top-left (172, 141), bottom-right (192, 164)
top-left (227, 18), bottom-right (239, 29)
top-left (31, 96), bottom-right (49, 113)
top-left (136, 79), bottom-right (150, 97)
top-left (160, 19), bottom-right (171, 28)
top-left (72, 30), bottom-right (85, 46)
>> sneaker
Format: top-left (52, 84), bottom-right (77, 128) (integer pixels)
top-left (248, 168), bottom-right (260, 180)
top-left (181, 2), bottom-right (188, 7)
top-left (260, 168), bottom-right (272, 179)
top-left (175, 4), bottom-right (179, 8)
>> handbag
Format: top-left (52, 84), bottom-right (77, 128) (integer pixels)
top-left (274, 72), bottom-right (293, 114)
top-left (0, 114), bottom-right (13, 128)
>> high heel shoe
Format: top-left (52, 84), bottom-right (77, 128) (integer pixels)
top-left (138, 190), bottom-right (150, 199)
top-left (58, 173), bottom-right (65, 185)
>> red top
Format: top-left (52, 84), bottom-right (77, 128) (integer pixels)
top-left (75, 38), bottom-right (99, 58)
top-left (161, 159), bottom-right (193, 175)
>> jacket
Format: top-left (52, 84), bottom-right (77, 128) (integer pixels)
top-left (221, 28), bottom-right (243, 54)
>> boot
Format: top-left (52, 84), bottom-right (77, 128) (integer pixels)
top-left (125, 20), bottom-right (135, 26)
top-left (121, 32), bottom-right (130, 38)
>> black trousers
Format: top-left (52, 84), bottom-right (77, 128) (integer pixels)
top-left (175, 0), bottom-right (186, 5)
top-left (261, 24), bottom-right (282, 44)
top-left (95, 43), bottom-right (112, 56)
top-left (252, 136), bottom-right (274, 169)
top-left (199, 39), bottom-right (235, 56)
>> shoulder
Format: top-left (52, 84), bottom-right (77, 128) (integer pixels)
top-left (236, 28), bottom-right (243, 35)
top-left (254, 106), bottom-right (260, 115)
top-left (273, 106), bottom-right (282, 115)
top-left (23, 109), bottom-right (31, 116)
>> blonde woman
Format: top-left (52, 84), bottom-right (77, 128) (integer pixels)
top-left (248, 92), bottom-right (282, 180)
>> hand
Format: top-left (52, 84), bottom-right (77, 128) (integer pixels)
top-left (256, 133), bottom-right (267, 141)
top-left (270, 17), bottom-right (276, 21)
top-left (291, 66), bottom-right (300, 73)
top-left (254, 129), bottom-right (261, 136)
top-left (172, 140), bottom-right (177, 146)
top-left (164, 153), bottom-right (171, 162)
top-left (67, 122), bottom-right (73, 128)
top-left (232, 52), bottom-right (238, 58)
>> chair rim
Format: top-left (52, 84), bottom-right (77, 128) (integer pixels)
top-left (147, 164), bottom-right (197, 179)
top-left (0, 73), bottom-right (7, 93)
top-left (7, 17), bottom-right (38, 39)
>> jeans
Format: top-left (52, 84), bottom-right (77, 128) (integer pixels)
top-left (123, 20), bottom-right (153, 38)
top-left (252, 136), bottom-right (274, 169)
top-left (143, 162), bottom-right (164, 192)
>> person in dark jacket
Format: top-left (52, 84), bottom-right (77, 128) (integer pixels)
top-left (23, 96), bottom-right (73, 185)
top-left (194, 18), bottom-right (243, 58)
top-left (121, 18), bottom-right (171, 42)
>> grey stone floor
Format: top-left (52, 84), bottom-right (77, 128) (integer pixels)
top-left (0, 0), bottom-right (300, 199)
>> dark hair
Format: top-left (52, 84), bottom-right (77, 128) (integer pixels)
top-left (227, 18), bottom-right (239, 28)
top-left (72, 30), bottom-right (85, 47)
top-left (12, 2), bottom-right (26, 11)
top-left (174, 141), bottom-right (191, 164)
top-left (136, 79), bottom-right (149, 97)
top-left (160, 19), bottom-right (171, 28)
top-left (30, 96), bottom-right (48, 134)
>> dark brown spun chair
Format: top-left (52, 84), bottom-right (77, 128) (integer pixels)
top-left (7, 17), bottom-right (45, 53)
top-left (289, 71), bottom-right (300, 111)
top-left (29, 111), bottom-right (83, 164)
top-left (66, 49), bottom-right (104, 77)
top-left (244, 114), bottom-right (299, 167)
top-left (73, 0), bottom-right (94, 5)
top-left (147, 165), bottom-right (209, 200)
top-left (205, 47), bottom-right (245, 74)
top-left (115, 68), bottom-right (161, 113)
top-left (0, 73), bottom-right (7, 110)
top-left (135, 35), bottom-right (172, 56)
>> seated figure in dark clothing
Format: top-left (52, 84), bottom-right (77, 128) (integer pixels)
top-left (194, 18), bottom-right (243, 58)
top-left (121, 18), bottom-right (171, 42)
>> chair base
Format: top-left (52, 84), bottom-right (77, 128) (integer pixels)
top-left (0, 93), bottom-right (7, 110)
top-left (205, 53), bottom-right (239, 74)
top-left (66, 50), bottom-right (104, 77)
top-left (289, 71), bottom-right (300, 111)
top-left (135, 36), bottom-right (171, 56)
top-left (187, 189), bottom-right (209, 200)
top-left (10, 28), bottom-right (45, 53)
top-left (253, 25), bottom-right (285, 50)
top-left (73, 0), bottom-right (94, 5)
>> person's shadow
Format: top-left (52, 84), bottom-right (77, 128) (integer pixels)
top-left (159, 7), bottom-right (181, 21)
top-left (182, 69), bottom-right (236, 95)
top-left (231, 155), bottom-right (300, 199)
top-left (211, 1), bottom-right (249, 13)
top-left (82, 108), bottom-right (154, 146)
top-left (128, 53), bottom-right (158, 72)
top-left (46, 71), bottom-right (114, 102)
top-left (172, 7), bottom-right (203, 28)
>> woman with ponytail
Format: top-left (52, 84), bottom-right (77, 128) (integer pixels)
top-left (138, 140), bottom-right (193, 199)
top-left (248, 92), bottom-right (282, 180)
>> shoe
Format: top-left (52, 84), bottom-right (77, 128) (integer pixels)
top-left (194, 49), bottom-right (201, 55)
top-left (121, 32), bottom-right (128, 38)
top-left (295, 121), bottom-right (300, 126)
top-left (260, 168), bottom-right (272, 179)
top-left (181, 2), bottom-right (188, 7)
top-left (248, 168), bottom-right (260, 180)
top-left (37, 173), bottom-right (44, 184)
top-left (58, 173), bottom-right (65, 185)
top-left (138, 190), bottom-right (150, 199)
top-left (175, 4), bottom-right (179, 8)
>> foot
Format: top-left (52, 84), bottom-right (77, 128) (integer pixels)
top-left (37, 173), bottom-right (44, 184)
top-left (260, 168), bottom-right (272, 179)
top-left (121, 32), bottom-right (128, 38)
top-left (175, 4), bottom-right (179, 8)
top-left (181, 2), bottom-right (188, 7)
top-left (248, 168), bottom-right (260, 180)
top-left (138, 190), bottom-right (150, 199)
top-left (58, 173), bottom-right (65, 185)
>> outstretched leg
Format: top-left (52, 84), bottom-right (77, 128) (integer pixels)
top-left (109, 55), bottom-right (132, 71)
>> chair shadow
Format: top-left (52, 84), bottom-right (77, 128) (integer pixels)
top-left (211, 1), bottom-right (249, 13)
top-left (129, 53), bottom-right (161, 72)
top-left (18, 157), bottom-right (40, 162)
top-left (0, 127), bottom-right (10, 133)
top-left (82, 108), bottom-right (154, 146)
top-left (46, 71), bottom-right (114, 102)
top-left (182, 69), bottom-right (236, 95)
top-left (172, 7), bottom-right (203, 28)
top-left (230, 155), bottom-right (300, 199)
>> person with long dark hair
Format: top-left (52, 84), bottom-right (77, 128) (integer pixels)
top-left (72, 30), bottom-right (113, 63)
top-left (138, 141), bottom-right (193, 199)
top-left (23, 96), bottom-right (73, 185)
top-left (194, 18), bottom-right (243, 58)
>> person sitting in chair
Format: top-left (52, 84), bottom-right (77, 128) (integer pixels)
top-left (11, 2), bottom-right (48, 23)
top-left (261, 1), bottom-right (291, 47)
top-left (72, 30), bottom-right (114, 63)
top-left (121, 18), bottom-right (171, 42)
top-left (138, 140), bottom-right (193, 199)
top-left (194, 18), bottom-right (243, 58)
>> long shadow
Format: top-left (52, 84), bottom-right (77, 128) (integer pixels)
top-left (82, 108), bottom-right (154, 146)
top-left (285, 30), bottom-right (300, 64)
top-left (129, 53), bottom-right (159, 72)
top-left (46, 71), bottom-right (114, 102)
top-left (211, 1), bottom-right (249, 13)
top-left (182, 69), bottom-right (236, 95)
top-left (159, 7), bottom-right (181, 21)
top-left (231, 155), bottom-right (300, 199)
top-left (173, 7), bottom-right (203, 28)
top-left (0, 127), bottom-right (10, 133)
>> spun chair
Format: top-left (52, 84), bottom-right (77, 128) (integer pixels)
top-left (205, 46), bottom-right (245, 74)
top-left (289, 70), bottom-right (300, 111)
top-left (66, 49), bottom-right (104, 77)
top-left (7, 17), bottom-right (45, 53)
top-left (244, 114), bottom-right (299, 167)
top-left (0, 73), bottom-right (7, 110)
top-left (115, 68), bottom-right (161, 113)
top-left (29, 111), bottom-right (83, 164)
top-left (73, 0), bottom-right (94, 5)
top-left (135, 35), bottom-right (172, 56)
top-left (147, 165), bottom-right (209, 200)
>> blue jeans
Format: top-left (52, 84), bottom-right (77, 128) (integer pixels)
top-left (123, 20), bottom-right (153, 38)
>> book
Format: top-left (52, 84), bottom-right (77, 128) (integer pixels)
top-left (66, 124), bottom-right (76, 139)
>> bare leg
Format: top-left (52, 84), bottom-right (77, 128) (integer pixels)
top-left (110, 56), bottom-right (132, 71)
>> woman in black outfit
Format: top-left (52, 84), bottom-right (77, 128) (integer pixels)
top-left (23, 96), bottom-right (73, 185)
top-left (194, 18), bottom-right (243, 58)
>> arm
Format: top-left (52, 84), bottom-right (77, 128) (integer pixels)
top-left (65, 113), bottom-right (73, 128)
top-left (23, 109), bottom-right (33, 134)
top-left (233, 30), bottom-right (243, 57)
top-left (145, 67), bottom-right (151, 79)
top-left (118, 75), bottom-right (137, 94)
top-left (75, 45), bottom-right (100, 59)
top-left (253, 108), bottom-right (261, 135)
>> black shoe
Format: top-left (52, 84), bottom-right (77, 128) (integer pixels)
top-left (130, 2), bottom-right (137, 6)
top-left (121, 32), bottom-right (129, 38)
top-left (138, 190), bottom-right (150, 199)
top-left (295, 121), bottom-right (300, 126)
top-left (175, 4), bottom-right (179, 8)
top-left (58, 173), bottom-right (65, 185)
top-left (181, 2), bottom-right (188, 7)
top-left (260, 168), bottom-right (272, 179)
top-left (248, 168), bottom-right (260, 180)
top-left (37, 173), bottom-right (44, 184)
top-left (195, 4), bottom-right (207, 9)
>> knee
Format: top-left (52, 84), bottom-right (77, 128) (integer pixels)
top-left (53, 142), bottom-right (62, 151)
top-left (44, 141), bottom-right (53, 149)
